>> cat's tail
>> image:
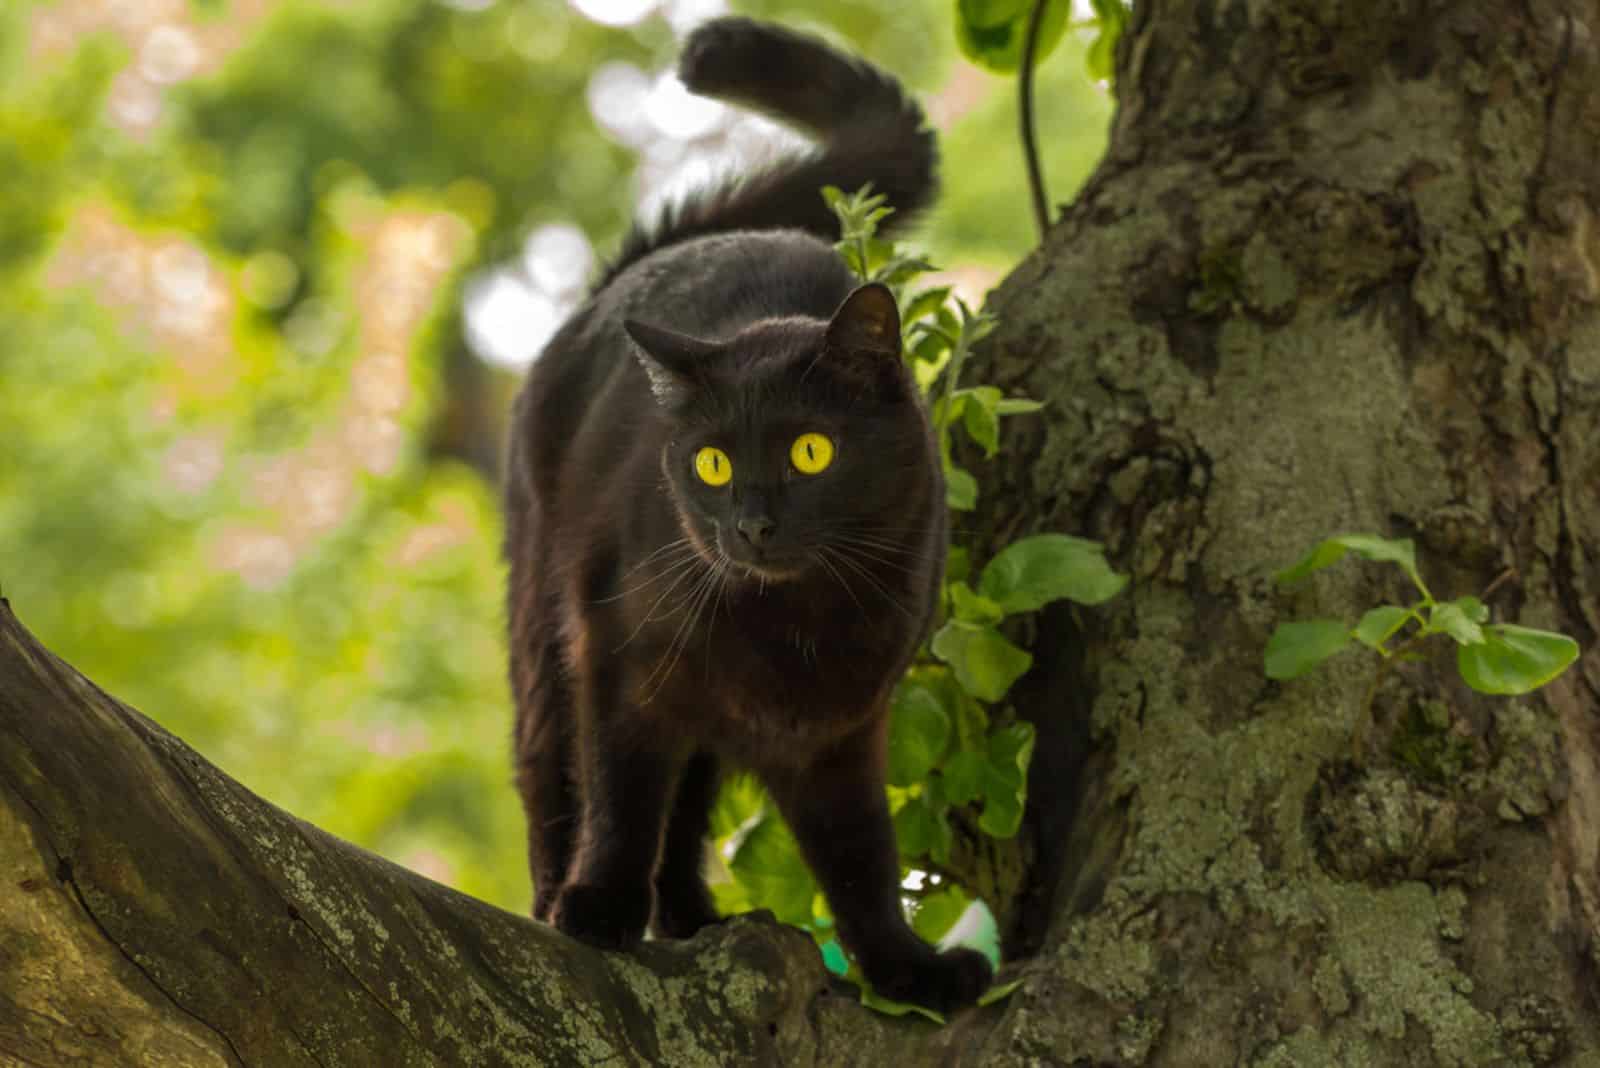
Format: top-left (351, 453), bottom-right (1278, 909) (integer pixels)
top-left (595, 17), bottom-right (937, 289)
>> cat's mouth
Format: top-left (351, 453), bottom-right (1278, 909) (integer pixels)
top-left (713, 529), bottom-right (809, 583)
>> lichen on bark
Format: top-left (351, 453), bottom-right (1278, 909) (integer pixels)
top-left (972, 1), bottom-right (1600, 1064)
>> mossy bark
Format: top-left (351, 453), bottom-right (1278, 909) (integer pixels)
top-left (4, 2), bottom-right (1598, 1065)
top-left (0, 601), bottom-right (870, 1066)
top-left (978, 0), bottom-right (1600, 1063)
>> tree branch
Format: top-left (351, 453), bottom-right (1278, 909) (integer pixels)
top-left (0, 601), bottom-right (998, 1066)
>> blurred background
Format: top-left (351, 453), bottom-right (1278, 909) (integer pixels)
top-left (0, 0), bottom-right (1110, 914)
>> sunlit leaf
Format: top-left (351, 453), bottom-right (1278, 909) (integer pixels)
top-left (888, 679), bottom-right (954, 786)
top-left (955, 0), bottom-right (1071, 75)
top-left (978, 977), bottom-right (1026, 1006)
top-left (1429, 600), bottom-right (1487, 646)
top-left (995, 396), bottom-right (1044, 416)
top-left (948, 582), bottom-right (1006, 625)
top-left (978, 533), bottom-right (1127, 612)
top-left (911, 885), bottom-right (971, 944)
top-left (903, 285), bottom-right (953, 327)
top-left (729, 811), bottom-right (816, 926)
top-left (1085, 0), bottom-right (1128, 81)
top-left (1351, 605), bottom-right (1409, 650)
top-left (1457, 624), bottom-right (1580, 695)
top-left (932, 622), bottom-right (1033, 702)
top-left (859, 985), bottom-right (945, 1023)
top-left (946, 463), bottom-right (979, 511)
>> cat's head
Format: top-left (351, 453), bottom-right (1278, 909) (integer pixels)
top-left (624, 283), bottom-right (938, 584)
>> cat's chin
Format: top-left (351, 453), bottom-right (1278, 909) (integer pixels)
top-left (730, 561), bottom-right (808, 585)
top-left (722, 552), bottom-right (810, 585)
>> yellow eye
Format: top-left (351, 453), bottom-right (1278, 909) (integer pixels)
top-left (694, 446), bottom-right (732, 486)
top-left (790, 432), bottom-right (834, 475)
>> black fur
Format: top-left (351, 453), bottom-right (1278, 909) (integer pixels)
top-left (505, 17), bottom-right (990, 1014)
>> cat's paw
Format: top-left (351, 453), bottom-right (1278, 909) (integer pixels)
top-left (550, 883), bottom-right (650, 951)
top-left (868, 946), bottom-right (994, 1016)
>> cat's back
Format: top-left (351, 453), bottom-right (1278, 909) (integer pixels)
top-left (604, 228), bottom-right (856, 338)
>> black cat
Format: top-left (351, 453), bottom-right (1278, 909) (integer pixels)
top-left (505, 16), bottom-right (992, 1013)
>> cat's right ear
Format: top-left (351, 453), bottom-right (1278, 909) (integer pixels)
top-left (624, 319), bottom-right (718, 405)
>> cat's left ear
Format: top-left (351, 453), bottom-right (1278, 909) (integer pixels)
top-left (624, 319), bottom-right (719, 405)
top-left (823, 284), bottom-right (902, 391)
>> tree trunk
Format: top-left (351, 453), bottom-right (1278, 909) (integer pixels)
top-left (981, 0), bottom-right (1600, 1062)
top-left (5, 1), bottom-right (1598, 1065)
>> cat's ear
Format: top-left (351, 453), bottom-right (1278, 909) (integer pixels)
top-left (624, 319), bottom-right (718, 405)
top-left (823, 284), bottom-right (902, 388)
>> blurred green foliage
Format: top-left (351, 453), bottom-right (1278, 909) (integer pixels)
top-left (0, 0), bottom-right (1107, 918)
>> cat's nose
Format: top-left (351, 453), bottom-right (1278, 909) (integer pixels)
top-left (736, 516), bottom-right (776, 547)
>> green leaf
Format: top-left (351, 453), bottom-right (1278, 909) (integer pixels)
top-left (903, 286), bottom-right (953, 327)
top-left (894, 793), bottom-right (933, 855)
top-left (979, 782), bottom-right (1024, 838)
top-left (949, 581), bottom-right (1006, 625)
top-left (978, 977), bottom-right (1026, 1006)
top-left (989, 721), bottom-right (1035, 775)
top-left (932, 622), bottom-right (1033, 702)
top-left (1429, 600), bottom-right (1487, 646)
top-left (859, 986), bottom-right (945, 1023)
top-left (959, 386), bottom-right (1002, 457)
top-left (945, 463), bottom-right (979, 511)
top-left (911, 885), bottom-right (972, 944)
top-left (995, 396), bottom-right (1044, 416)
top-left (1455, 596), bottom-right (1489, 623)
top-left (978, 533), bottom-right (1128, 612)
top-left (955, 0), bottom-right (1071, 75)
top-left (894, 792), bottom-right (952, 864)
top-left (1352, 605), bottom-right (1410, 650)
top-left (1085, 0), bottom-right (1128, 81)
top-left (1336, 535), bottom-right (1420, 582)
top-left (910, 331), bottom-right (950, 372)
top-left (819, 938), bottom-right (850, 977)
top-left (729, 811), bottom-right (816, 926)
top-left (888, 680), bottom-right (954, 787)
top-left (941, 750), bottom-right (986, 806)
top-left (978, 723), bottom-right (1033, 838)
top-left (1275, 534), bottom-right (1421, 588)
top-left (709, 775), bottom-right (765, 839)
top-left (945, 546), bottom-right (971, 584)
top-left (1274, 539), bottom-right (1350, 585)
top-left (875, 255), bottom-right (937, 288)
top-left (1265, 619), bottom-right (1353, 680)
top-left (1085, 25), bottom-right (1117, 81)
top-left (1457, 624), bottom-right (1580, 695)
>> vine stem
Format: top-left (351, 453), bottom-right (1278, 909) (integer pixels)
top-left (1353, 632), bottom-right (1428, 759)
top-left (1019, 0), bottom-right (1051, 238)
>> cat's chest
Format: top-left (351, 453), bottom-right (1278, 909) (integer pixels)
top-left (636, 597), bottom-right (909, 760)
top-left (704, 607), bottom-right (892, 695)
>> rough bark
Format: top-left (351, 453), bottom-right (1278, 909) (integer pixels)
top-left (977, 0), bottom-right (1600, 1064)
top-left (0, 600), bottom-right (1012, 1066)
top-left (6, 1), bottom-right (1599, 1065)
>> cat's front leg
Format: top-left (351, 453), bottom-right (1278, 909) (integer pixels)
top-left (652, 749), bottom-right (722, 939)
top-left (765, 730), bottom-right (993, 1014)
top-left (551, 678), bottom-right (681, 950)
